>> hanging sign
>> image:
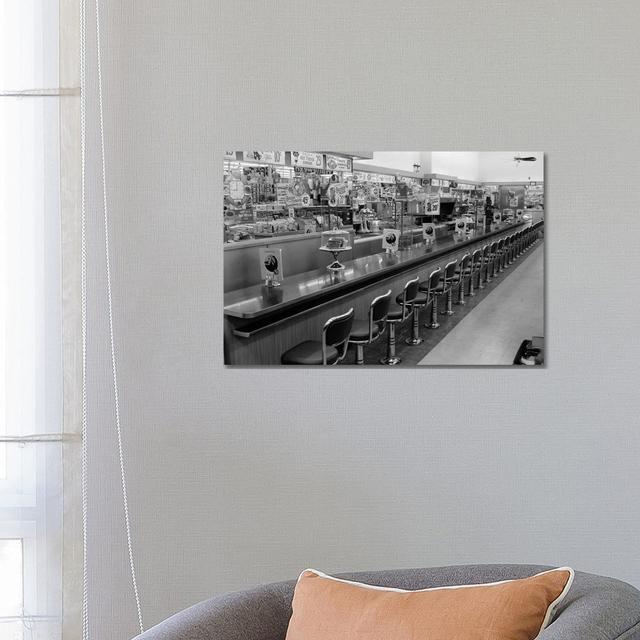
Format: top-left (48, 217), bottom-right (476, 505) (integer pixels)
top-left (382, 228), bottom-right (400, 252)
top-left (324, 154), bottom-right (352, 172)
top-left (259, 248), bottom-right (284, 286)
top-left (455, 218), bottom-right (467, 234)
top-left (243, 150), bottom-right (285, 164)
top-left (422, 222), bottom-right (436, 243)
top-left (290, 151), bottom-right (324, 168)
top-left (224, 151), bottom-right (237, 159)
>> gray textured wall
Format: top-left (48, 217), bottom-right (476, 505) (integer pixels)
top-left (83, 2), bottom-right (640, 638)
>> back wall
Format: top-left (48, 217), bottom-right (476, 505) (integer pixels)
top-left (83, 2), bottom-right (640, 639)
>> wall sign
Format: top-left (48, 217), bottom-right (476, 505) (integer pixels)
top-left (290, 151), bottom-right (324, 168)
top-left (243, 150), bottom-right (285, 164)
top-left (324, 154), bottom-right (352, 172)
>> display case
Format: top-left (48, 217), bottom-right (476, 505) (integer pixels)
top-left (224, 153), bottom-right (360, 243)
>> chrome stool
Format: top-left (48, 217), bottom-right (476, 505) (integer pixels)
top-left (397, 284), bottom-right (429, 346)
top-left (419, 267), bottom-right (442, 329)
top-left (485, 241), bottom-right (498, 282)
top-left (453, 253), bottom-right (472, 305)
top-left (495, 238), bottom-right (506, 273)
top-left (477, 245), bottom-right (489, 289)
top-left (348, 290), bottom-right (392, 365)
top-left (437, 259), bottom-right (458, 316)
top-left (380, 277), bottom-right (419, 365)
top-left (281, 307), bottom-right (354, 365)
top-left (469, 248), bottom-right (483, 296)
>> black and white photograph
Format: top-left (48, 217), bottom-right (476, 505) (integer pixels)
top-left (224, 152), bottom-right (544, 366)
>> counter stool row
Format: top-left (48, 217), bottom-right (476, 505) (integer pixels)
top-left (281, 223), bottom-right (543, 365)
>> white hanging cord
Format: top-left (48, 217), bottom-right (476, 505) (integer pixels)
top-left (94, 0), bottom-right (144, 633)
top-left (79, 0), bottom-right (89, 637)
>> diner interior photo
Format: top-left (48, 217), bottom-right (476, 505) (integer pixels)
top-left (224, 151), bottom-right (545, 366)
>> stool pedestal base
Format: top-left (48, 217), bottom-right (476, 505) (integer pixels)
top-left (426, 297), bottom-right (440, 329)
top-left (380, 322), bottom-right (401, 366)
top-left (405, 308), bottom-right (423, 345)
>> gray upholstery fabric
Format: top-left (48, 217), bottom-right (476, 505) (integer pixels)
top-left (134, 564), bottom-right (640, 640)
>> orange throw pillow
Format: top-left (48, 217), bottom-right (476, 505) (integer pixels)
top-left (285, 567), bottom-right (574, 640)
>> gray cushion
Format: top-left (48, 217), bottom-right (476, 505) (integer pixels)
top-left (133, 564), bottom-right (640, 640)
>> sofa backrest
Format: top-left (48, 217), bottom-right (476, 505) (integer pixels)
top-left (134, 564), bottom-right (640, 640)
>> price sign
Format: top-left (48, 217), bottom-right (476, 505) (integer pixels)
top-left (427, 195), bottom-right (440, 215)
top-left (290, 151), bottom-right (324, 168)
top-left (324, 154), bottom-right (352, 172)
top-left (243, 151), bottom-right (285, 165)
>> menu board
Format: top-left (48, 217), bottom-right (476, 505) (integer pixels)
top-left (324, 154), bottom-right (352, 172)
top-left (243, 151), bottom-right (285, 164)
top-left (290, 151), bottom-right (324, 168)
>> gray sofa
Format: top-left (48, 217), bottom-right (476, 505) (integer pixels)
top-left (135, 564), bottom-right (640, 640)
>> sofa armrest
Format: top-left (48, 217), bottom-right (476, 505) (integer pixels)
top-left (539, 574), bottom-right (640, 640)
top-left (134, 581), bottom-right (294, 640)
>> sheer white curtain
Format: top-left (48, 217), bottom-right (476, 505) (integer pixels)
top-left (1, 1), bottom-right (81, 639)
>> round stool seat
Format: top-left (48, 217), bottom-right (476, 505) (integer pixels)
top-left (348, 320), bottom-right (382, 342)
top-left (387, 308), bottom-right (405, 322)
top-left (396, 292), bottom-right (428, 307)
top-left (281, 341), bottom-right (339, 365)
top-left (434, 282), bottom-right (448, 294)
top-left (455, 266), bottom-right (473, 275)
